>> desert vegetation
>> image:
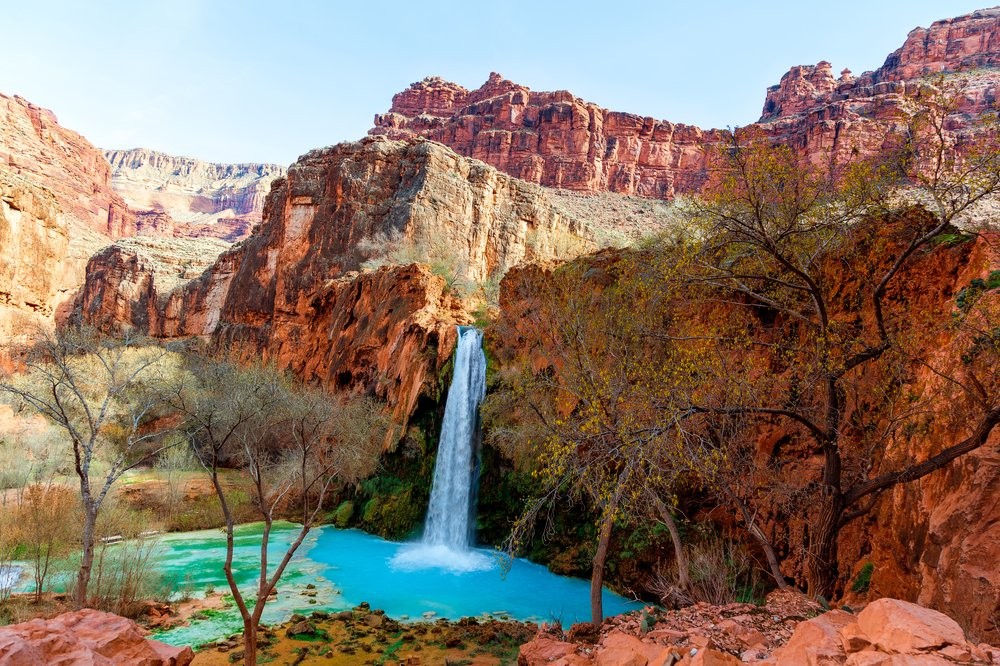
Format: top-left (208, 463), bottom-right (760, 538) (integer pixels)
top-left (483, 81), bottom-right (1000, 623)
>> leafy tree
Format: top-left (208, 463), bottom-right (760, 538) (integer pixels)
top-left (687, 95), bottom-right (1000, 597)
top-left (485, 249), bottom-right (704, 623)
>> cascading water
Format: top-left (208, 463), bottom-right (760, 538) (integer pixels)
top-left (422, 326), bottom-right (486, 549)
top-left (391, 326), bottom-right (490, 572)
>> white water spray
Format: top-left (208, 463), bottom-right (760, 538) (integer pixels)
top-left (391, 326), bottom-right (490, 572)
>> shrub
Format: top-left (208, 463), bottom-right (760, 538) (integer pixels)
top-left (851, 562), bottom-right (875, 594)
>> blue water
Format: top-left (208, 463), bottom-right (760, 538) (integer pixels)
top-left (311, 527), bottom-right (640, 623)
top-left (149, 522), bottom-right (642, 647)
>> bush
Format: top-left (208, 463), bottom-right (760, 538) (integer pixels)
top-left (652, 531), bottom-right (766, 607)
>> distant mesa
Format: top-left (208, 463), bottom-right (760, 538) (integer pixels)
top-left (103, 147), bottom-right (286, 242)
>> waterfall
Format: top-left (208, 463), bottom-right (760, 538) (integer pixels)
top-left (422, 326), bottom-right (487, 550)
top-left (390, 326), bottom-right (490, 572)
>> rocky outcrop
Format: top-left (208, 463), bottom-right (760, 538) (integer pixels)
top-left (80, 138), bottom-right (588, 421)
top-left (517, 597), bottom-right (1000, 665)
top-left (0, 170), bottom-right (68, 346)
top-left (373, 10), bottom-right (1000, 198)
top-left (0, 92), bottom-right (138, 340)
top-left (0, 93), bottom-right (133, 237)
top-left (373, 72), bottom-right (721, 198)
top-left (0, 609), bottom-right (193, 665)
top-left (104, 148), bottom-right (285, 241)
top-left (769, 599), bottom-right (999, 665)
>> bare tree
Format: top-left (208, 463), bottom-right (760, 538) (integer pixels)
top-left (0, 327), bottom-right (175, 607)
top-left (170, 354), bottom-right (387, 666)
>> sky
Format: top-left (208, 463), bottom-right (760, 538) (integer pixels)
top-left (0, 1), bottom-right (991, 166)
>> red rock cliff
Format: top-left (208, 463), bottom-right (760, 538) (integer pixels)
top-left (0, 93), bottom-right (133, 237)
top-left (78, 137), bottom-right (590, 421)
top-left (373, 10), bottom-right (1000, 198)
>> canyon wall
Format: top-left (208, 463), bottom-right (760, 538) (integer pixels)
top-left (489, 231), bottom-right (1000, 640)
top-left (0, 93), bottom-right (133, 237)
top-left (78, 137), bottom-right (591, 421)
top-left (372, 9), bottom-right (1000, 199)
top-left (104, 148), bottom-right (285, 241)
top-left (0, 93), bottom-right (136, 340)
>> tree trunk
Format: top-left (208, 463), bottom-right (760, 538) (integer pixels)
top-left (75, 507), bottom-right (97, 608)
top-left (727, 490), bottom-right (788, 589)
top-left (806, 492), bottom-right (842, 598)
top-left (242, 618), bottom-right (257, 666)
top-left (649, 492), bottom-right (690, 591)
top-left (590, 506), bottom-right (616, 626)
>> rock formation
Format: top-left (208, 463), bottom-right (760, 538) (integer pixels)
top-left (0, 92), bottom-right (137, 340)
top-left (373, 9), bottom-right (1000, 199)
top-left (104, 148), bottom-right (285, 241)
top-left (0, 609), bottom-right (193, 665)
top-left (78, 137), bottom-right (590, 421)
top-left (372, 72), bottom-right (721, 198)
top-left (0, 93), bottom-right (133, 237)
top-left (516, 596), bottom-right (1000, 665)
top-left (0, 170), bottom-right (68, 347)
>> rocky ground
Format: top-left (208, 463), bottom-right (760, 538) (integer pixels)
top-left (517, 591), bottom-right (1000, 665)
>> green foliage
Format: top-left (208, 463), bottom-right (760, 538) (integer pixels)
top-left (331, 501), bottom-right (354, 528)
top-left (851, 562), bottom-right (875, 594)
top-left (956, 271), bottom-right (1000, 312)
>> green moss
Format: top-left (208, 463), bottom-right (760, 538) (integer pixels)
top-left (331, 501), bottom-right (354, 528)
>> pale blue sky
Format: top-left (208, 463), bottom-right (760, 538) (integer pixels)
top-left (0, 1), bottom-right (989, 166)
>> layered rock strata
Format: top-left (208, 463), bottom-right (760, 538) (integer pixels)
top-left (373, 10), bottom-right (1000, 199)
top-left (79, 138), bottom-right (589, 421)
top-left (0, 92), bottom-right (137, 340)
top-left (104, 148), bottom-right (285, 241)
top-left (0, 93), bottom-right (133, 237)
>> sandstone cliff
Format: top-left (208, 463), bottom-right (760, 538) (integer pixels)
top-left (0, 92), bottom-right (138, 341)
top-left (104, 147), bottom-right (285, 241)
top-left (372, 9), bottom-right (1000, 199)
top-left (0, 93), bottom-right (133, 237)
top-left (489, 230), bottom-right (1000, 640)
top-left (79, 137), bottom-right (591, 421)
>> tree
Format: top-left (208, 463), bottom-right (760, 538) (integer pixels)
top-left (0, 327), bottom-right (176, 607)
top-left (687, 93), bottom-right (1000, 597)
top-left (170, 354), bottom-right (387, 666)
top-left (485, 250), bottom-right (702, 623)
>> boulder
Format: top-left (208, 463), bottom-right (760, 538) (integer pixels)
top-left (518, 636), bottom-right (580, 665)
top-left (769, 609), bottom-right (854, 665)
top-left (856, 599), bottom-right (967, 654)
top-left (0, 609), bottom-right (192, 665)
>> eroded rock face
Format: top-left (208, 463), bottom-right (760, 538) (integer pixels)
top-left (80, 138), bottom-right (587, 421)
top-left (0, 609), bottom-right (193, 665)
top-left (0, 93), bottom-right (133, 237)
top-left (0, 170), bottom-right (68, 346)
top-left (373, 72), bottom-right (720, 198)
top-left (373, 10), bottom-right (1000, 198)
top-left (0, 92), bottom-right (138, 340)
top-left (104, 147), bottom-right (285, 241)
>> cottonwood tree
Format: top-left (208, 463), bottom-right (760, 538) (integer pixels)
top-left (170, 355), bottom-right (387, 666)
top-left (687, 96), bottom-right (1000, 597)
top-left (0, 328), bottom-right (176, 607)
top-left (485, 251), bottom-right (704, 623)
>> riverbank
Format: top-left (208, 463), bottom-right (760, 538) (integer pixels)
top-left (189, 604), bottom-right (535, 665)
